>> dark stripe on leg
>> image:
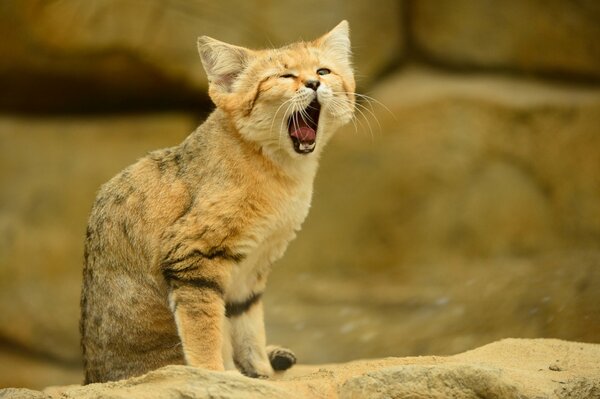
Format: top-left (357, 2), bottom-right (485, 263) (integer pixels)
top-left (162, 247), bottom-right (245, 267)
top-left (225, 292), bottom-right (262, 318)
top-left (163, 270), bottom-right (224, 297)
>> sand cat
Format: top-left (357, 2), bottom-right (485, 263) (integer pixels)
top-left (80, 21), bottom-right (355, 383)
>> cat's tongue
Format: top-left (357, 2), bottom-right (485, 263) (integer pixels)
top-left (289, 125), bottom-right (316, 144)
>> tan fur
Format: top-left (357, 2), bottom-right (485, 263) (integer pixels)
top-left (80, 21), bottom-right (355, 383)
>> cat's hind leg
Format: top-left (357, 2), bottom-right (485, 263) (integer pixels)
top-left (229, 294), bottom-right (273, 378)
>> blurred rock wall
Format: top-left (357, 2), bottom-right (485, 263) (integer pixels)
top-left (0, 0), bottom-right (402, 112)
top-left (1, 0), bottom-right (599, 390)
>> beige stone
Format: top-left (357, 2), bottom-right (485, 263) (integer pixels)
top-left (2, 68), bottom-right (600, 389)
top-left (267, 253), bottom-right (600, 365)
top-left (0, 0), bottom-right (402, 111)
top-left (263, 68), bottom-right (600, 364)
top-left (0, 350), bottom-right (81, 392)
top-left (1, 339), bottom-right (599, 398)
top-left (338, 339), bottom-right (600, 399)
top-left (411, 0), bottom-right (600, 79)
top-left (0, 113), bottom-right (195, 389)
top-left (288, 67), bottom-right (600, 272)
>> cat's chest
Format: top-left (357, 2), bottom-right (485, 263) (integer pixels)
top-left (249, 180), bottom-right (312, 256)
top-left (277, 182), bottom-right (313, 229)
top-left (243, 172), bottom-right (313, 235)
top-left (225, 181), bottom-right (313, 301)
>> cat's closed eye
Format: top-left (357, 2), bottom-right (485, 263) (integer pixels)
top-left (280, 73), bottom-right (297, 79)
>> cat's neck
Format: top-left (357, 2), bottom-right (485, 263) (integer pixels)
top-left (221, 109), bottom-right (320, 184)
top-left (259, 144), bottom-right (320, 183)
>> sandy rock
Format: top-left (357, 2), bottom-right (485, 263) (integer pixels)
top-left (340, 339), bottom-right (600, 399)
top-left (411, 0), bottom-right (600, 79)
top-left (1, 339), bottom-right (598, 398)
top-left (0, 0), bottom-right (402, 112)
top-left (46, 366), bottom-right (294, 399)
top-left (0, 389), bottom-right (50, 399)
top-left (340, 364), bottom-right (523, 399)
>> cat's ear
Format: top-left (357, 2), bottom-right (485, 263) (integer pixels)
top-left (197, 36), bottom-right (253, 93)
top-left (317, 20), bottom-right (352, 65)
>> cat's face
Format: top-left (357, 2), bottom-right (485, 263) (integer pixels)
top-left (198, 21), bottom-right (355, 160)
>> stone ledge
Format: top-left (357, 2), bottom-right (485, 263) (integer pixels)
top-left (1, 339), bottom-right (597, 399)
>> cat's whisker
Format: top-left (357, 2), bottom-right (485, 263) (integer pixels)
top-left (331, 95), bottom-right (375, 140)
top-left (326, 98), bottom-right (352, 123)
top-left (352, 105), bottom-right (376, 142)
top-left (292, 102), bottom-right (300, 138)
top-left (330, 99), bottom-right (359, 134)
top-left (270, 97), bottom-right (295, 137)
top-left (277, 100), bottom-right (295, 152)
top-left (279, 94), bottom-right (305, 151)
top-left (325, 99), bottom-right (357, 136)
top-left (353, 101), bottom-right (382, 134)
top-left (334, 92), bottom-right (380, 138)
top-left (333, 91), bottom-right (396, 121)
top-left (299, 107), bottom-right (316, 126)
top-left (269, 96), bottom-right (301, 153)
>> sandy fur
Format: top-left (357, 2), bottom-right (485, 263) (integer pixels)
top-left (80, 21), bottom-right (355, 383)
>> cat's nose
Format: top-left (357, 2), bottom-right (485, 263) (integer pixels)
top-left (305, 80), bottom-right (320, 91)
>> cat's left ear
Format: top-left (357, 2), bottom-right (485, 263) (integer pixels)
top-left (317, 20), bottom-right (352, 65)
top-left (197, 36), bottom-right (253, 93)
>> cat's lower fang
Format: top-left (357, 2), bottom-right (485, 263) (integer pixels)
top-left (299, 142), bottom-right (316, 152)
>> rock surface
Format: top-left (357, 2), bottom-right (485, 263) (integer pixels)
top-left (0, 0), bottom-right (402, 112)
top-left (2, 1), bottom-right (599, 394)
top-left (267, 68), bottom-right (600, 362)
top-left (2, 69), bottom-right (600, 389)
top-left (0, 113), bottom-right (195, 388)
top-left (267, 253), bottom-right (600, 366)
top-left (1, 339), bottom-right (599, 398)
top-left (411, 0), bottom-right (600, 79)
top-left (289, 67), bottom-right (600, 272)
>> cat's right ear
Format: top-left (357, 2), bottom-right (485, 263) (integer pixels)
top-left (317, 20), bottom-right (352, 66)
top-left (197, 36), bottom-right (252, 94)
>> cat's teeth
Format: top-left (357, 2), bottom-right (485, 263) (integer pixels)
top-left (299, 142), bottom-right (316, 151)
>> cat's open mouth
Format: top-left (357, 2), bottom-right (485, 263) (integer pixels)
top-left (287, 99), bottom-right (321, 154)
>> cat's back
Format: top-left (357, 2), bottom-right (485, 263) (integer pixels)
top-left (81, 142), bottom-right (201, 383)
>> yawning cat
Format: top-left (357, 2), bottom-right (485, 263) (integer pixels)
top-left (80, 20), bottom-right (355, 383)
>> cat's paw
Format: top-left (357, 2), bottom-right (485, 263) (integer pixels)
top-left (267, 345), bottom-right (297, 371)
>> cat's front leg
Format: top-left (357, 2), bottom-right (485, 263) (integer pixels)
top-left (221, 317), bottom-right (237, 371)
top-left (168, 282), bottom-right (226, 370)
top-left (162, 246), bottom-right (236, 371)
top-left (228, 295), bottom-right (274, 378)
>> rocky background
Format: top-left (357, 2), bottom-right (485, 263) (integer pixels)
top-left (1, 0), bottom-right (599, 390)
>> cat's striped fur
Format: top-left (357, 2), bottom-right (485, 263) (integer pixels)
top-left (80, 21), bottom-right (355, 383)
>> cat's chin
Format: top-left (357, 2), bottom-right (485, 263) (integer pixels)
top-left (287, 99), bottom-right (321, 155)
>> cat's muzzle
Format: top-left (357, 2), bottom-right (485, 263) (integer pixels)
top-left (288, 99), bottom-right (321, 154)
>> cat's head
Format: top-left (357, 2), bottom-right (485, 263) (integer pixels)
top-left (198, 21), bottom-right (355, 161)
